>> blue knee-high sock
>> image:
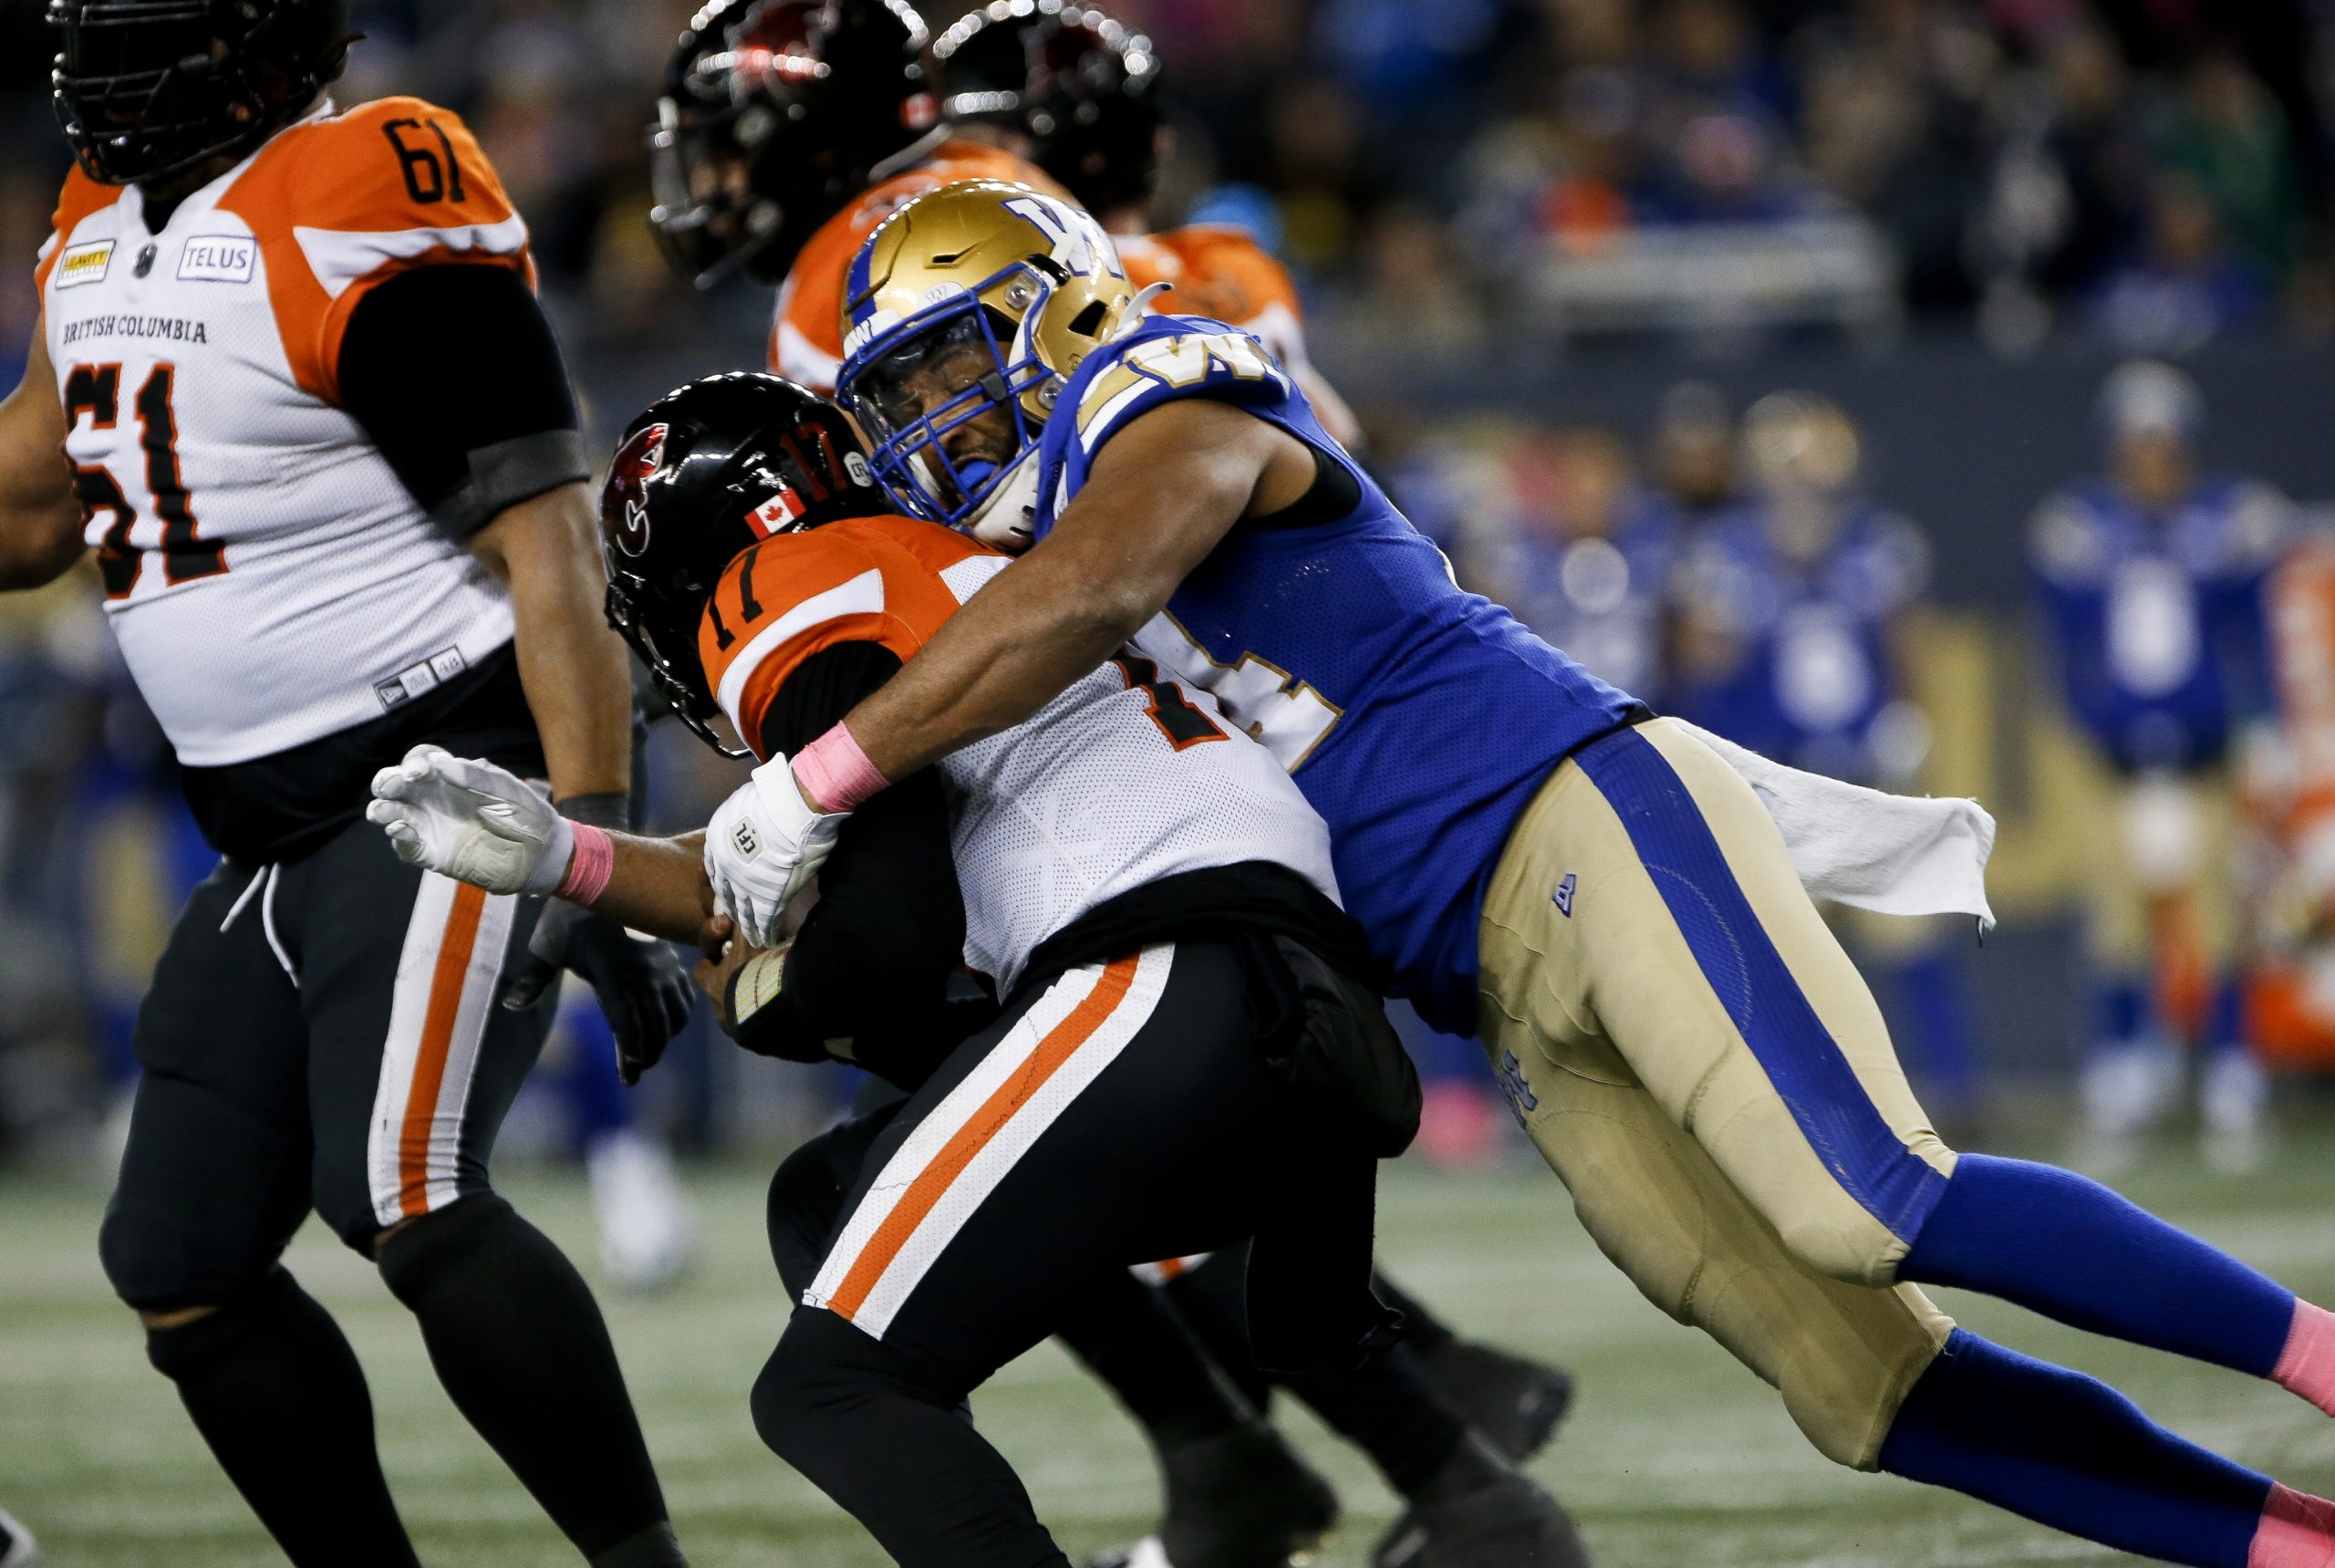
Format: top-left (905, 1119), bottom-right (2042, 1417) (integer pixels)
top-left (1901, 1154), bottom-right (2295, 1376)
top-left (2209, 980), bottom-right (2247, 1054)
top-left (2094, 975), bottom-right (2151, 1048)
top-left (1880, 1331), bottom-right (2270, 1568)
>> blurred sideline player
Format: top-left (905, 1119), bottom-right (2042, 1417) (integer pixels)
top-left (1458, 424), bottom-right (1676, 702)
top-left (1667, 392), bottom-right (1981, 1129)
top-left (2028, 360), bottom-right (2288, 1171)
top-left (736, 178), bottom-right (2335, 1568)
top-left (648, 7), bottom-right (1582, 1566)
top-left (0, 4), bottom-right (693, 1563)
top-left (368, 371), bottom-right (1588, 1568)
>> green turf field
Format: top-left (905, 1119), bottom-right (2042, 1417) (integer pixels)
top-left (6, 1138), bottom-right (2335, 1566)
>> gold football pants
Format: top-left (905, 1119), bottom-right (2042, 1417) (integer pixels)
top-left (1477, 718), bottom-right (1956, 1468)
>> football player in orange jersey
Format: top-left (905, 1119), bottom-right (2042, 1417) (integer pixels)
top-left (0, 4), bottom-right (690, 1563)
top-left (931, 0), bottom-right (1364, 452)
top-left (645, 0), bottom-right (1069, 394)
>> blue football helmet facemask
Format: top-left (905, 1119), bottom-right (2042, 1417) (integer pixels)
top-left (838, 265), bottom-right (1064, 542)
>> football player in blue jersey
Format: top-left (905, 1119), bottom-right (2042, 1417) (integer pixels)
top-left (2029, 360), bottom-right (2289, 1172)
top-left (1666, 391), bottom-right (1980, 1127)
top-left (700, 180), bottom-right (2335, 1568)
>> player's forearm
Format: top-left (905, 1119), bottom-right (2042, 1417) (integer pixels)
top-left (478, 483), bottom-right (634, 801)
top-left (836, 406), bottom-right (1266, 787)
top-left (842, 540), bottom-right (1160, 782)
top-left (587, 828), bottom-right (717, 946)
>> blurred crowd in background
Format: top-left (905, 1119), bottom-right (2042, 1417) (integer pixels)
top-left (6, 0), bottom-right (2335, 1199)
top-left (5, 0), bottom-right (2331, 355)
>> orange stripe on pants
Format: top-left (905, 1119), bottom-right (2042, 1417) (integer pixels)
top-left (828, 954), bottom-right (1140, 1321)
top-left (398, 881), bottom-right (487, 1218)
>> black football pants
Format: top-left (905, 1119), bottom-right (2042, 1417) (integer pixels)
top-left (100, 815), bottom-right (553, 1303)
top-left (753, 940), bottom-right (1294, 1568)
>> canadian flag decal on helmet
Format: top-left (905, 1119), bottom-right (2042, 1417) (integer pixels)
top-left (609, 421), bottom-right (669, 557)
top-left (748, 482), bottom-right (808, 536)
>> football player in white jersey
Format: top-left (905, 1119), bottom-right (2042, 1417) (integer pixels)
top-left (369, 373), bottom-right (1585, 1568)
top-left (0, 4), bottom-right (690, 1564)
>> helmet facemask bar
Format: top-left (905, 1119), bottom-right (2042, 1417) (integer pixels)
top-left (840, 268), bottom-right (1062, 529)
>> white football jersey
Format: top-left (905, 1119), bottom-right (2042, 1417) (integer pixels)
top-left (699, 515), bottom-right (1339, 992)
top-left (37, 96), bottom-right (533, 767)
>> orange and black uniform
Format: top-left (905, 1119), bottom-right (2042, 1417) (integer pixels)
top-left (67, 99), bottom-right (680, 1568)
top-left (690, 517), bottom-right (1396, 1568)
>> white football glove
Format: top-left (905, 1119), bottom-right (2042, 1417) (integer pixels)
top-left (367, 744), bottom-right (575, 896)
top-left (703, 753), bottom-right (848, 946)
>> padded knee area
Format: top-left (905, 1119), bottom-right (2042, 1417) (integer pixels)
top-left (754, 1311), bottom-right (871, 1463)
top-left (1773, 1210), bottom-right (1905, 1291)
top-left (100, 1197), bottom-right (192, 1312)
top-left (752, 1307), bottom-right (951, 1465)
top-left (101, 1177), bottom-right (290, 1313)
top-left (1755, 1283), bottom-right (1953, 1469)
top-left (375, 1192), bottom-right (515, 1307)
top-left (144, 1266), bottom-right (303, 1382)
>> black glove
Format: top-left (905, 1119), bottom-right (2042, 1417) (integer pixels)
top-left (501, 790), bottom-right (692, 1085)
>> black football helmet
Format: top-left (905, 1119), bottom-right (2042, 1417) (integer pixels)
top-left (649, 0), bottom-right (937, 289)
top-left (49, 0), bottom-right (354, 187)
top-left (602, 374), bottom-right (887, 753)
top-left (934, 0), bottom-right (1159, 215)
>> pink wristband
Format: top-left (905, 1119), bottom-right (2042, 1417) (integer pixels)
top-left (555, 822), bottom-right (617, 905)
top-left (793, 722), bottom-right (889, 813)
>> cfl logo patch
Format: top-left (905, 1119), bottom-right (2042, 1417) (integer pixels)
top-left (731, 820), bottom-right (762, 861)
top-left (1498, 1051), bottom-right (1539, 1122)
top-left (1552, 872), bottom-right (1577, 918)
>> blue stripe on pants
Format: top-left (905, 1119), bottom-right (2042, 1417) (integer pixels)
top-left (1572, 725), bottom-right (1948, 1243)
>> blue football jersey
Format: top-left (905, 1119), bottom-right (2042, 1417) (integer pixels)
top-left (1666, 501), bottom-right (1929, 784)
top-left (1032, 315), bottom-right (1644, 1033)
top-left (2028, 475), bottom-right (2288, 772)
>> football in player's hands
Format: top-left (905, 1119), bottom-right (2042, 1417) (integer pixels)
top-left (367, 743), bottom-right (575, 896)
top-left (702, 753), bottom-right (849, 946)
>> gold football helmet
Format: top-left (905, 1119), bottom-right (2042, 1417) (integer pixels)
top-left (835, 178), bottom-right (1136, 545)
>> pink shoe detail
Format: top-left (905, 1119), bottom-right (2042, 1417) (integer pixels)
top-left (2274, 1301), bottom-right (2335, 1417)
top-left (2251, 1484), bottom-right (2335, 1568)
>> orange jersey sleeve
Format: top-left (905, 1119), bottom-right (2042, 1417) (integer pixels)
top-left (1120, 224), bottom-right (1310, 368)
top-left (699, 514), bottom-right (1002, 757)
top-left (218, 98), bottom-right (534, 404)
top-left (34, 166), bottom-right (121, 296)
top-left (769, 142), bottom-right (1067, 391)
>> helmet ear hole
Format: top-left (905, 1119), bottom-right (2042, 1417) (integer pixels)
top-left (1066, 299), bottom-right (1107, 337)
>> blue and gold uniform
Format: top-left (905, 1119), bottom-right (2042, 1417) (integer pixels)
top-left (835, 188), bottom-right (2335, 1553)
top-left (1027, 310), bottom-right (1959, 1464)
top-left (1033, 314), bottom-right (1642, 1035)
